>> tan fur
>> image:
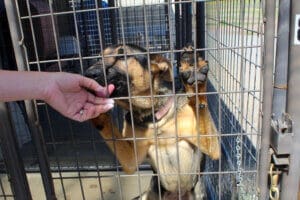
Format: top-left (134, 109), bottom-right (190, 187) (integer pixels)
top-left (179, 57), bottom-right (220, 159)
top-left (89, 44), bottom-right (220, 198)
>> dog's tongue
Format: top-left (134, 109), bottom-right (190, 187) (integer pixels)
top-left (155, 96), bottom-right (174, 120)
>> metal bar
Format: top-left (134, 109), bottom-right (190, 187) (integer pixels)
top-left (181, 1), bottom-right (187, 45)
top-left (247, 0), bottom-right (262, 156)
top-left (108, 0), bottom-right (117, 44)
top-left (16, 0), bottom-right (194, 20)
top-left (92, 0), bottom-right (107, 198)
top-left (41, 2), bottom-right (67, 195)
top-left (21, 45), bottom-right (261, 65)
top-left (68, 121), bottom-right (85, 200)
top-left (282, 0), bottom-right (300, 198)
top-left (215, 1), bottom-right (223, 199)
top-left (0, 24), bottom-right (30, 198)
top-left (41, 131), bottom-right (258, 143)
top-left (175, 0), bottom-right (183, 63)
top-left (71, 0), bottom-right (84, 74)
top-left (4, 0), bottom-right (26, 70)
top-left (4, 1), bottom-right (57, 199)
top-left (196, 1), bottom-right (205, 58)
top-left (237, 0), bottom-right (246, 192)
top-left (24, 0), bottom-right (41, 71)
top-left (48, 0), bottom-right (62, 72)
top-left (91, 127), bottom-right (105, 200)
top-left (258, 0), bottom-right (276, 199)
top-left (113, 2), bottom-right (127, 198)
top-left (174, 0), bottom-right (185, 83)
top-left (27, 118), bottom-right (57, 200)
top-left (0, 103), bottom-right (32, 200)
top-left (44, 105), bottom-right (67, 200)
top-left (21, 0), bottom-right (58, 197)
top-left (97, 0), bottom-right (106, 49)
top-left (141, 1), bottom-right (159, 198)
top-left (272, 0), bottom-right (290, 119)
top-left (48, 169), bottom-right (258, 178)
top-left (169, 0), bottom-right (182, 198)
top-left (185, 1), bottom-right (192, 44)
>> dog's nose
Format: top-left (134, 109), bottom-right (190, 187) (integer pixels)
top-left (84, 66), bottom-right (102, 80)
top-left (84, 65), bottom-right (108, 89)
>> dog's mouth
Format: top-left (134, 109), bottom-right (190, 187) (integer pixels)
top-left (85, 64), bottom-right (129, 98)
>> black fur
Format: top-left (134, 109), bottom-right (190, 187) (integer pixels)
top-left (84, 63), bottom-right (129, 98)
top-left (180, 65), bottom-right (209, 85)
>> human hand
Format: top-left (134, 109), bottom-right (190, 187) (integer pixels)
top-left (43, 72), bottom-right (115, 122)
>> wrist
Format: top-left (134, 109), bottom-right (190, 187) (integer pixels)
top-left (40, 72), bottom-right (60, 102)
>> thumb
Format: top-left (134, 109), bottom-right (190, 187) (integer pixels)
top-left (80, 76), bottom-right (114, 97)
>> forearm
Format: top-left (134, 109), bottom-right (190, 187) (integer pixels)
top-left (0, 70), bottom-right (51, 102)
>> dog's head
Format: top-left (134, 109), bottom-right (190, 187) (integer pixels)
top-left (85, 44), bottom-right (173, 111)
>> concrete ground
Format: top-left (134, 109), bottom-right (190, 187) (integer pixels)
top-left (1, 171), bottom-right (153, 200)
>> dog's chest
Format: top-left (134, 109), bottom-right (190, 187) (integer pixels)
top-left (147, 140), bottom-right (202, 193)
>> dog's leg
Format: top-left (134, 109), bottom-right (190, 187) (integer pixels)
top-left (179, 53), bottom-right (220, 160)
top-left (190, 100), bottom-right (220, 160)
top-left (92, 113), bottom-right (150, 174)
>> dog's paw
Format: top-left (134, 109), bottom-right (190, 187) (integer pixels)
top-left (179, 47), bottom-right (209, 85)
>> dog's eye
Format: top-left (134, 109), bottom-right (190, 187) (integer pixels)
top-left (117, 48), bottom-right (124, 55)
top-left (115, 48), bottom-right (126, 60)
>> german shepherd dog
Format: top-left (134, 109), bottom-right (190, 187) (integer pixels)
top-left (85, 44), bottom-right (220, 199)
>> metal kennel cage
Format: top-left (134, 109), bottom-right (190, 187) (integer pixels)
top-left (1, 0), bottom-right (300, 199)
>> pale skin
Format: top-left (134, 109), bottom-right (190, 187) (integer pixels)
top-left (0, 70), bottom-right (115, 122)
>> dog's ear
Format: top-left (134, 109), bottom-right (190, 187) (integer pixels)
top-left (197, 132), bottom-right (220, 160)
top-left (184, 129), bottom-right (220, 160)
top-left (103, 46), bottom-right (119, 67)
top-left (150, 54), bottom-right (173, 82)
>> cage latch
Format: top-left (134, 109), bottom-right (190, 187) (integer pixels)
top-left (268, 113), bottom-right (293, 200)
top-left (270, 113), bottom-right (293, 157)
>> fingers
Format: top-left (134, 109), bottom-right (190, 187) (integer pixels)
top-left (74, 103), bottom-right (114, 122)
top-left (80, 76), bottom-right (101, 92)
top-left (87, 91), bottom-right (115, 105)
top-left (93, 98), bottom-right (114, 105)
top-left (80, 76), bottom-right (115, 97)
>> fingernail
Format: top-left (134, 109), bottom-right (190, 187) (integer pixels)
top-left (106, 103), bottom-right (114, 110)
top-left (107, 99), bottom-right (115, 105)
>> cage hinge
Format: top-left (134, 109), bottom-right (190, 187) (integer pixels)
top-left (270, 113), bottom-right (293, 159)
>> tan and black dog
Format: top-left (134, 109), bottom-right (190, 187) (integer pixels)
top-left (85, 44), bottom-right (220, 199)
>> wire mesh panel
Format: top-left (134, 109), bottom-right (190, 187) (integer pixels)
top-left (4, 0), bottom-right (264, 199)
top-left (71, 0), bottom-right (174, 53)
top-left (205, 0), bottom-right (263, 199)
top-left (70, 0), bottom-right (111, 56)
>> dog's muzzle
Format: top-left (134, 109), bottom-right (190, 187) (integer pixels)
top-left (85, 64), bottom-right (129, 98)
top-left (180, 65), bottom-right (209, 85)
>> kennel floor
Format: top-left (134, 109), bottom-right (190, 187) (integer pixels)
top-left (0, 171), bottom-right (153, 200)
